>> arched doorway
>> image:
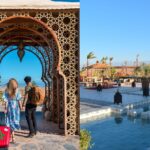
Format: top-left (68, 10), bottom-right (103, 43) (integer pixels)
top-left (0, 7), bottom-right (79, 136)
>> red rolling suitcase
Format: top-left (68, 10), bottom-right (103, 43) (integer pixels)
top-left (0, 114), bottom-right (10, 148)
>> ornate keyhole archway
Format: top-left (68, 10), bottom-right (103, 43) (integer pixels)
top-left (0, 1), bottom-right (80, 136)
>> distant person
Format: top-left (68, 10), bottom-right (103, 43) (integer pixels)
top-left (22, 76), bottom-right (37, 138)
top-left (97, 83), bottom-right (102, 92)
top-left (2, 78), bottom-right (22, 143)
top-left (114, 90), bottom-right (122, 104)
top-left (132, 80), bottom-right (136, 88)
top-left (141, 77), bottom-right (150, 97)
top-left (141, 77), bottom-right (149, 97)
top-left (118, 80), bottom-right (121, 87)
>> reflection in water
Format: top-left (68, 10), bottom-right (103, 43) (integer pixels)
top-left (114, 115), bottom-right (123, 124)
top-left (127, 116), bottom-right (137, 123)
top-left (143, 106), bottom-right (149, 112)
top-left (141, 119), bottom-right (150, 125)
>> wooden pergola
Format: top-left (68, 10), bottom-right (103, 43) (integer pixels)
top-left (0, 0), bottom-right (80, 136)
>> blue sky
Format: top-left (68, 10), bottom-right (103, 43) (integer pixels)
top-left (1, 0), bottom-right (150, 82)
top-left (0, 51), bottom-right (42, 84)
top-left (81, 0), bottom-right (150, 67)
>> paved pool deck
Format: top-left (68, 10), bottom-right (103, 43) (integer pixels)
top-left (80, 85), bottom-right (150, 105)
top-left (80, 102), bottom-right (111, 123)
top-left (80, 85), bottom-right (150, 123)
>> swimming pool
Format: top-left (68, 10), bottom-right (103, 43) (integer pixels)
top-left (81, 116), bottom-right (150, 150)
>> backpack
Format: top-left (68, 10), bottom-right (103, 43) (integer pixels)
top-left (28, 86), bottom-right (45, 106)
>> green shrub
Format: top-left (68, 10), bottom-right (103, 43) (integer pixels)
top-left (80, 129), bottom-right (92, 150)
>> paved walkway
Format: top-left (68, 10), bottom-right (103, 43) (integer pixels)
top-left (80, 102), bottom-right (103, 114)
top-left (0, 110), bottom-right (79, 150)
top-left (8, 132), bottom-right (79, 150)
top-left (80, 102), bottom-right (111, 123)
top-left (80, 85), bottom-right (150, 105)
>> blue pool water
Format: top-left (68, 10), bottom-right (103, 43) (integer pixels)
top-left (52, 0), bottom-right (79, 2)
top-left (81, 116), bottom-right (150, 150)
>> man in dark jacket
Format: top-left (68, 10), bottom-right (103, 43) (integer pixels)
top-left (114, 90), bottom-right (122, 104)
top-left (97, 83), bottom-right (102, 92)
top-left (22, 76), bottom-right (37, 138)
top-left (132, 80), bottom-right (136, 88)
top-left (141, 77), bottom-right (150, 97)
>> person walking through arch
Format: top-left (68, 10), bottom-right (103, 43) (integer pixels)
top-left (22, 76), bottom-right (37, 138)
top-left (2, 78), bottom-right (22, 143)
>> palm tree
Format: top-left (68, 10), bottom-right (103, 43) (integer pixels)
top-left (143, 65), bottom-right (150, 77)
top-left (109, 57), bottom-right (113, 66)
top-left (134, 66), bottom-right (141, 77)
top-left (124, 61), bottom-right (128, 76)
top-left (86, 52), bottom-right (96, 77)
top-left (101, 57), bottom-right (108, 64)
top-left (111, 67), bottom-right (116, 79)
top-left (134, 64), bottom-right (150, 77)
top-left (136, 54), bottom-right (139, 66)
top-left (101, 57), bottom-right (105, 64)
top-left (104, 57), bottom-right (108, 64)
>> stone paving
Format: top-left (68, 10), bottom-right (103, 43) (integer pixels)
top-left (80, 102), bottom-right (103, 114)
top-left (0, 110), bottom-right (79, 150)
top-left (80, 102), bottom-right (111, 123)
top-left (8, 132), bottom-right (79, 150)
top-left (80, 85), bottom-right (150, 105)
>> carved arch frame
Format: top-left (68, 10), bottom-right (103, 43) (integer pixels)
top-left (0, 9), bottom-right (80, 135)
